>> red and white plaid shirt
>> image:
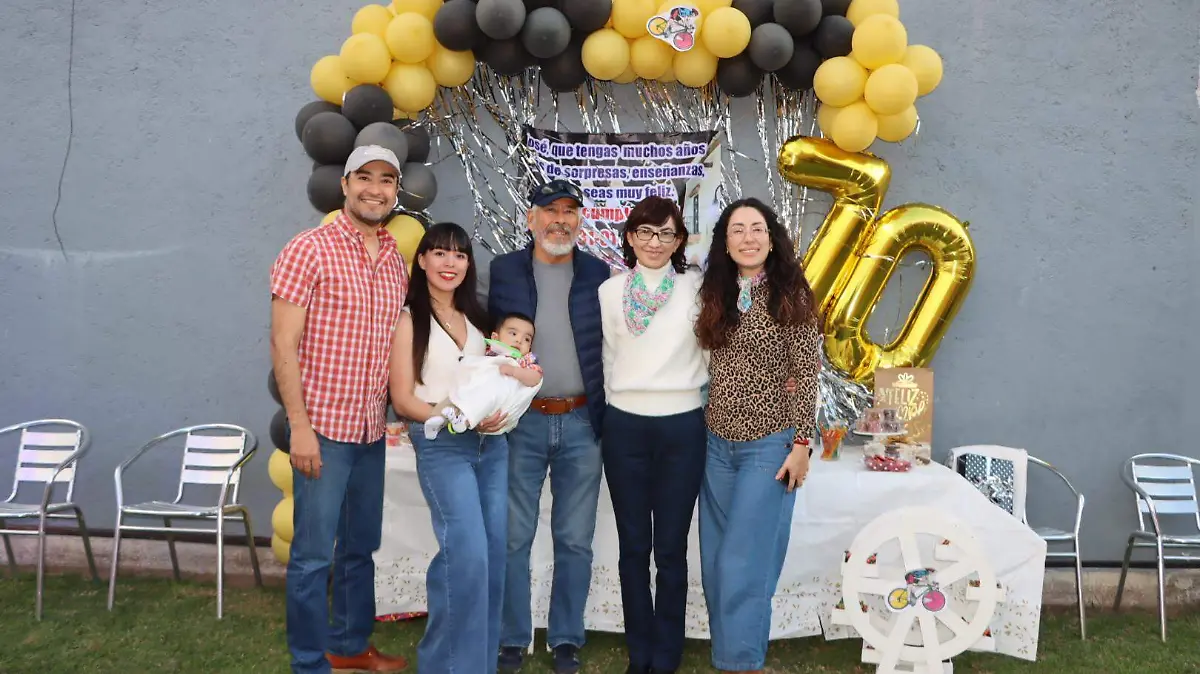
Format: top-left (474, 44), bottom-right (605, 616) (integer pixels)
top-left (270, 214), bottom-right (408, 444)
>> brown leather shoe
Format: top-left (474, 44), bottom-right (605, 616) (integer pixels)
top-left (326, 645), bottom-right (408, 672)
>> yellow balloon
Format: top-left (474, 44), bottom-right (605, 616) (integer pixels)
top-left (830, 101), bottom-right (877, 153)
top-left (267, 449), bottom-right (294, 494)
top-left (386, 214), bottom-right (426, 266)
top-left (394, 108), bottom-right (420, 121)
top-left (846, 0), bottom-right (900, 26)
top-left (863, 63), bottom-right (917, 116)
top-left (695, 0), bottom-right (733, 14)
top-left (582, 29), bottom-right (632, 81)
top-left (876, 105), bottom-right (918, 142)
top-left (353, 4), bottom-right (394, 38)
top-left (271, 534), bottom-right (290, 565)
top-left (340, 33), bottom-right (393, 83)
top-left (613, 0), bottom-right (658, 39)
top-left (901, 45), bottom-right (943, 96)
top-left (427, 45), bottom-right (476, 86)
top-left (392, 0), bottom-right (442, 20)
top-left (813, 56), bottom-right (867, 107)
top-left (851, 14), bottom-right (907, 69)
top-left (658, 60), bottom-right (676, 83)
top-left (817, 103), bottom-right (843, 137)
top-left (387, 12), bottom-right (437, 64)
top-left (613, 64), bottom-right (639, 83)
top-left (630, 36), bottom-right (673, 80)
top-left (272, 497), bottom-right (294, 542)
top-left (311, 55), bottom-right (354, 105)
top-left (384, 63), bottom-right (438, 112)
top-left (700, 7), bottom-right (752, 58)
top-left (674, 44), bottom-right (718, 88)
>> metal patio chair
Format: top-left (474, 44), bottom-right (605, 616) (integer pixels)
top-left (1024, 456), bottom-right (1086, 639)
top-left (108, 424), bottom-right (262, 618)
top-left (1113, 453), bottom-right (1200, 642)
top-left (0, 419), bottom-right (99, 620)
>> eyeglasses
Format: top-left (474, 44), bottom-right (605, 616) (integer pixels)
top-left (728, 225), bottom-right (769, 239)
top-left (632, 228), bottom-right (679, 243)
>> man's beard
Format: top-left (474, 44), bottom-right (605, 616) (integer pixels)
top-left (347, 200), bottom-right (392, 226)
top-left (538, 223), bottom-right (577, 257)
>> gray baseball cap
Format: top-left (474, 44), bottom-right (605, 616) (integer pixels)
top-left (344, 145), bottom-right (402, 177)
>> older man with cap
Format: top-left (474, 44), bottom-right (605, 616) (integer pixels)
top-left (488, 179), bottom-right (610, 674)
top-left (270, 145), bottom-right (410, 673)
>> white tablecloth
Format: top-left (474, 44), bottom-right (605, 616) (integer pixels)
top-left (375, 438), bottom-right (1045, 661)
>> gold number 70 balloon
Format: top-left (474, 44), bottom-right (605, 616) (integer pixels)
top-left (778, 136), bottom-right (976, 384)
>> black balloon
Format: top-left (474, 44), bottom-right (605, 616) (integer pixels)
top-left (307, 165), bottom-right (345, 213)
top-left (813, 15), bottom-right (854, 58)
top-left (301, 111), bottom-right (357, 165)
top-left (399, 162), bottom-right (439, 211)
top-left (558, 0), bottom-right (612, 32)
top-left (524, 0), bottom-right (555, 8)
top-left (404, 126), bottom-right (432, 163)
top-left (521, 7), bottom-right (571, 59)
top-left (435, 0), bottom-right (483, 51)
top-left (717, 54), bottom-right (764, 98)
top-left (821, 0), bottom-right (852, 16)
top-left (748, 23), bottom-right (794, 72)
top-left (295, 101), bottom-right (340, 141)
top-left (774, 39), bottom-right (821, 90)
top-left (341, 84), bottom-right (394, 129)
top-left (356, 122), bottom-right (410, 163)
top-left (774, 0), bottom-right (822, 36)
top-left (270, 408), bottom-right (290, 453)
top-left (480, 37), bottom-right (533, 75)
top-left (268, 369), bottom-right (281, 404)
top-left (732, 0), bottom-right (773, 27)
top-left (476, 0), bottom-right (527, 40)
top-left (539, 37), bottom-right (586, 92)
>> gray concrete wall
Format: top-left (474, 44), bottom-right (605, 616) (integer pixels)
top-left (1, 0), bottom-right (1196, 562)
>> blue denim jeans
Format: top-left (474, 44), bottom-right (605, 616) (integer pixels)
top-left (287, 434), bottom-right (385, 674)
top-left (699, 428), bottom-right (797, 671)
top-left (412, 429), bottom-right (509, 674)
top-left (501, 407), bottom-right (603, 650)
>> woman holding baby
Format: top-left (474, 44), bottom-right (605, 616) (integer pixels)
top-left (389, 222), bottom-right (511, 673)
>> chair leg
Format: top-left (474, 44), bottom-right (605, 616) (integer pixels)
top-left (1155, 537), bottom-right (1167, 642)
top-left (1113, 536), bottom-right (1135, 610)
top-left (35, 512), bottom-right (48, 621)
top-left (72, 506), bottom-right (100, 582)
top-left (163, 518), bottom-right (181, 582)
top-left (240, 510), bottom-right (263, 588)
top-left (1073, 543), bottom-right (1086, 640)
top-left (107, 512), bottom-right (124, 611)
top-left (1, 522), bottom-right (16, 577)
top-left (216, 510), bottom-right (226, 619)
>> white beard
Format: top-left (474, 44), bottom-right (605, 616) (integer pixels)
top-left (539, 239), bottom-right (575, 257)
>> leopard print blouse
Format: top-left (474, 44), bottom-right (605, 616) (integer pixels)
top-left (705, 282), bottom-right (822, 443)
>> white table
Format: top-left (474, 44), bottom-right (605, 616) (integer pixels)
top-left (374, 439), bottom-right (1045, 662)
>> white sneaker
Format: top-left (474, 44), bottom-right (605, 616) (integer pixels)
top-left (423, 415), bottom-right (446, 440)
top-left (446, 409), bottom-right (468, 434)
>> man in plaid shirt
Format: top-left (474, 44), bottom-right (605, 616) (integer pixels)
top-left (270, 145), bottom-right (410, 673)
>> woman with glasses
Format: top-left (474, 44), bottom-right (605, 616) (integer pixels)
top-left (597, 196), bottom-right (707, 674)
top-left (694, 198), bottom-right (821, 674)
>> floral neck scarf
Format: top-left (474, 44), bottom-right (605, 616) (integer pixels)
top-left (736, 271), bottom-right (766, 313)
top-left (623, 265), bottom-right (677, 336)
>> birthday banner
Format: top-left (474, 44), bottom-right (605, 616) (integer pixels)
top-left (522, 126), bottom-right (723, 268)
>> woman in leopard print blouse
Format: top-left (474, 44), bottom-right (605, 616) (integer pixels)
top-left (694, 197), bottom-right (822, 674)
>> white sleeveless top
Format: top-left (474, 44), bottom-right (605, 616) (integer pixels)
top-left (411, 309), bottom-right (486, 404)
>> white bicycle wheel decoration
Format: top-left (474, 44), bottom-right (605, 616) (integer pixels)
top-left (831, 507), bottom-right (1006, 674)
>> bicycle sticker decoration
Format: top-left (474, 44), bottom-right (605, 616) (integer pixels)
top-left (647, 6), bottom-right (701, 51)
top-left (887, 568), bottom-right (947, 612)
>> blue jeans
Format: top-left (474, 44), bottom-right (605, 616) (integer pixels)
top-left (699, 428), bottom-right (796, 671)
top-left (287, 434), bottom-right (385, 674)
top-left (412, 429), bottom-right (509, 674)
top-left (501, 407), bottom-right (603, 650)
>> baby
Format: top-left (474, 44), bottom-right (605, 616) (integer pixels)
top-left (423, 312), bottom-right (544, 439)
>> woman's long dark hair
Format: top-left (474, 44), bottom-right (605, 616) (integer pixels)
top-left (407, 222), bottom-right (491, 384)
top-left (695, 198), bottom-right (817, 350)
top-left (621, 196), bottom-right (689, 273)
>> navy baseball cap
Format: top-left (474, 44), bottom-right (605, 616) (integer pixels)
top-left (529, 179), bottom-right (584, 207)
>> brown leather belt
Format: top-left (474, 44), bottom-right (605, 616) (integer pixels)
top-left (530, 395), bottom-right (587, 415)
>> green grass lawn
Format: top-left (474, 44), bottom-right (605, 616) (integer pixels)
top-left (2, 573), bottom-right (1198, 673)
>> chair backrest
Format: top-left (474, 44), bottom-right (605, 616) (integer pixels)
top-left (1123, 454), bottom-right (1200, 534)
top-left (171, 425), bottom-right (253, 505)
top-left (947, 444), bottom-right (1029, 522)
top-left (1024, 455), bottom-right (1084, 528)
top-left (3, 419), bottom-right (87, 504)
